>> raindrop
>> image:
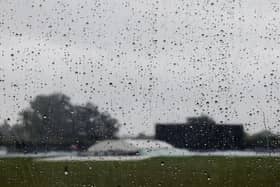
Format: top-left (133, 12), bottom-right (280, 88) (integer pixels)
top-left (204, 171), bottom-right (211, 181)
top-left (64, 166), bottom-right (69, 176)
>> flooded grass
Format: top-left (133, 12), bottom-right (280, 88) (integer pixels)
top-left (0, 156), bottom-right (280, 187)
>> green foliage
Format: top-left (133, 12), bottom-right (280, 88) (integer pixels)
top-left (0, 120), bottom-right (12, 145)
top-left (0, 93), bottom-right (119, 150)
top-left (245, 130), bottom-right (280, 150)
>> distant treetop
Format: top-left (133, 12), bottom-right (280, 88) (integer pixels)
top-left (186, 115), bottom-right (216, 126)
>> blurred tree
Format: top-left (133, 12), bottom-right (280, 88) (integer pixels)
top-left (186, 115), bottom-right (216, 126)
top-left (11, 93), bottom-right (119, 150)
top-left (0, 120), bottom-right (12, 145)
top-left (245, 130), bottom-right (280, 150)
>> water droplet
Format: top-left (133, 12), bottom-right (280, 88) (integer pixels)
top-left (64, 166), bottom-right (69, 175)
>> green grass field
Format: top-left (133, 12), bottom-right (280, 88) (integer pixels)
top-left (0, 156), bottom-right (280, 187)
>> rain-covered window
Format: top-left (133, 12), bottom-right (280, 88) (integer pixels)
top-left (0, 0), bottom-right (280, 186)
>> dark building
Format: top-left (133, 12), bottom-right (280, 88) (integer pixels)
top-left (155, 116), bottom-right (245, 150)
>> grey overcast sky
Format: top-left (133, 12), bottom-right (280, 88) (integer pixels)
top-left (0, 0), bottom-right (280, 136)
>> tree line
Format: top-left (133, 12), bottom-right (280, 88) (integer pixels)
top-left (0, 93), bottom-right (119, 152)
top-left (0, 93), bottom-right (280, 152)
top-left (244, 130), bottom-right (280, 151)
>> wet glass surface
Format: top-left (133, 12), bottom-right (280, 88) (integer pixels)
top-left (0, 0), bottom-right (280, 186)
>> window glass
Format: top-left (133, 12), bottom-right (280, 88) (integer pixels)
top-left (0, 0), bottom-right (279, 186)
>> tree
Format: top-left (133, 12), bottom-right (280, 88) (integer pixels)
top-left (245, 130), bottom-right (280, 150)
top-left (14, 93), bottom-right (119, 150)
top-left (186, 115), bottom-right (216, 126)
top-left (0, 120), bottom-right (12, 145)
top-left (69, 103), bottom-right (119, 147)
